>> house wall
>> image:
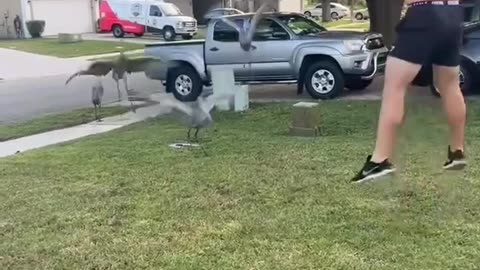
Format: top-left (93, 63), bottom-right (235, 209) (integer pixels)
top-left (0, 0), bottom-right (22, 38)
top-left (278, 0), bottom-right (303, 13)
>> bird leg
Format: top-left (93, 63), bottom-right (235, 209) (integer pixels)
top-left (115, 79), bottom-right (122, 102)
top-left (187, 128), bottom-right (192, 142)
top-left (98, 103), bottom-right (103, 122)
top-left (123, 75), bottom-right (136, 113)
top-left (193, 128), bottom-right (200, 143)
top-left (94, 104), bottom-right (100, 122)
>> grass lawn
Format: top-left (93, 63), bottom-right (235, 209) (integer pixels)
top-left (0, 106), bottom-right (129, 142)
top-left (2, 99), bottom-right (480, 269)
top-left (0, 39), bottom-right (144, 58)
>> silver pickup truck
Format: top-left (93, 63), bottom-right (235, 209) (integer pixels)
top-left (144, 12), bottom-right (389, 101)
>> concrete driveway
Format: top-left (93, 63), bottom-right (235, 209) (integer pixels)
top-left (0, 48), bottom-right (88, 81)
top-left (80, 33), bottom-right (166, 44)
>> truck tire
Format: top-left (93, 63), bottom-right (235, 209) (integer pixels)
top-left (304, 60), bottom-right (344, 100)
top-left (167, 65), bottom-right (202, 102)
top-left (163, 26), bottom-right (176, 41)
top-left (112, 25), bottom-right (124, 38)
top-left (345, 78), bottom-right (373, 91)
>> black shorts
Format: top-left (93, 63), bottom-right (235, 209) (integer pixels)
top-left (390, 2), bottom-right (464, 67)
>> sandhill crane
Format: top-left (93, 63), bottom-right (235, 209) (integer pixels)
top-left (91, 79), bottom-right (104, 121)
top-left (220, 2), bottom-right (270, 52)
top-left (65, 52), bottom-right (162, 112)
top-left (159, 89), bottom-right (233, 141)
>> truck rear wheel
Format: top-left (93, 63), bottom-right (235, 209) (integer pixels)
top-left (167, 65), bottom-right (202, 102)
top-left (112, 25), bottom-right (124, 38)
top-left (163, 26), bottom-right (176, 41)
top-left (304, 60), bottom-right (344, 100)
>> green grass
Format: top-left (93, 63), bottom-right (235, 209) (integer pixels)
top-left (0, 106), bottom-right (129, 142)
top-left (2, 99), bottom-right (480, 269)
top-left (0, 39), bottom-right (144, 58)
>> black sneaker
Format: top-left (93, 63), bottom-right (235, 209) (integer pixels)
top-left (351, 155), bottom-right (396, 183)
top-left (443, 146), bottom-right (467, 170)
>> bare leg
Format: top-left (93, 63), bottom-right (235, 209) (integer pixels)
top-left (94, 104), bottom-right (99, 121)
top-left (370, 56), bottom-right (422, 163)
top-left (115, 79), bottom-right (122, 101)
top-left (123, 75), bottom-right (136, 112)
top-left (433, 64), bottom-right (466, 151)
top-left (194, 128), bottom-right (200, 142)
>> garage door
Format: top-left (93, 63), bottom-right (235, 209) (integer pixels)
top-left (31, 0), bottom-right (94, 36)
top-left (279, 0), bottom-right (302, 13)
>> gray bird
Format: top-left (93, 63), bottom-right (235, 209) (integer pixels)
top-left (91, 79), bottom-right (104, 122)
top-left (160, 91), bottom-right (232, 143)
top-left (65, 52), bottom-right (163, 112)
top-left (220, 2), bottom-right (270, 51)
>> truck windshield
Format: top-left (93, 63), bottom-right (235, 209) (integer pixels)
top-left (162, 3), bottom-right (183, 16)
top-left (277, 15), bottom-right (327, 36)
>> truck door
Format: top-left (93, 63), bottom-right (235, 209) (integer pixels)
top-left (205, 19), bottom-right (251, 81)
top-left (146, 4), bottom-right (163, 33)
top-left (247, 18), bottom-right (296, 81)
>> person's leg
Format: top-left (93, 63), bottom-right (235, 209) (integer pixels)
top-left (433, 64), bottom-right (466, 152)
top-left (370, 56), bottom-right (422, 163)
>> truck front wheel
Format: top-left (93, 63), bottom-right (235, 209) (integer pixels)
top-left (167, 65), bottom-right (202, 102)
top-left (304, 61), bottom-right (345, 100)
top-left (345, 78), bottom-right (373, 91)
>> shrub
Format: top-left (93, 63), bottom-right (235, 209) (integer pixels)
top-left (26, 20), bottom-right (46, 38)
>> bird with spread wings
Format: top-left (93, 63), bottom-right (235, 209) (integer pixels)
top-left (219, 2), bottom-right (270, 52)
top-left (65, 52), bottom-right (163, 112)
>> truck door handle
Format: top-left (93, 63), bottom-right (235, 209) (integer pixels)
top-left (210, 47), bottom-right (219, 51)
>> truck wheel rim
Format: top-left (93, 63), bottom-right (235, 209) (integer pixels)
top-left (114, 28), bottom-right (121, 35)
top-left (312, 69), bottom-right (335, 94)
top-left (165, 30), bottom-right (172, 39)
top-left (175, 75), bottom-right (192, 95)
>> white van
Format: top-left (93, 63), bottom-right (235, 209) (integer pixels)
top-left (102, 0), bottom-right (197, 40)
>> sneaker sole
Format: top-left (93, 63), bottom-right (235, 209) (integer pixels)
top-left (353, 168), bottom-right (396, 184)
top-left (443, 160), bottom-right (467, 170)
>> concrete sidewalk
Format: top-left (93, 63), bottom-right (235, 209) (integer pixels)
top-left (0, 48), bottom-right (88, 81)
top-left (0, 93), bottom-right (171, 159)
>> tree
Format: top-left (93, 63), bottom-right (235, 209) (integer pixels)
top-left (366, 0), bottom-right (404, 48)
top-left (321, 0), bottom-right (332, 22)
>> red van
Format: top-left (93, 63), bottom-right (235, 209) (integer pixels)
top-left (98, 0), bottom-right (145, 38)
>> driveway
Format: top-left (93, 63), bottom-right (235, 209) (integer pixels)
top-left (0, 48), bottom-right (88, 81)
top-left (80, 33), bottom-right (166, 44)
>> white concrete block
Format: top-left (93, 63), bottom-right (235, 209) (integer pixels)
top-left (234, 84), bottom-right (249, 112)
top-left (210, 67), bottom-right (235, 111)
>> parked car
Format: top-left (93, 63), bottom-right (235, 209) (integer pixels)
top-left (354, 8), bottom-right (369, 20)
top-left (203, 8), bottom-right (244, 25)
top-left (304, 2), bottom-right (351, 20)
top-left (143, 12), bottom-right (388, 101)
top-left (98, 0), bottom-right (197, 41)
top-left (428, 20), bottom-right (480, 97)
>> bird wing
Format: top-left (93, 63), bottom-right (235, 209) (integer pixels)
top-left (246, 2), bottom-right (269, 43)
top-left (220, 16), bottom-right (243, 34)
top-left (125, 56), bottom-right (163, 73)
top-left (65, 61), bottom-right (114, 85)
top-left (160, 97), bottom-right (195, 117)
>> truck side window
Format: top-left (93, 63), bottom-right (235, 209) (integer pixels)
top-left (149, 5), bottom-right (162, 17)
top-left (253, 19), bottom-right (290, 41)
top-left (213, 20), bottom-right (243, 42)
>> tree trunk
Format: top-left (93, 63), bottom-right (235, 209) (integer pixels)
top-left (367, 0), bottom-right (404, 48)
top-left (322, 0), bottom-right (331, 22)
